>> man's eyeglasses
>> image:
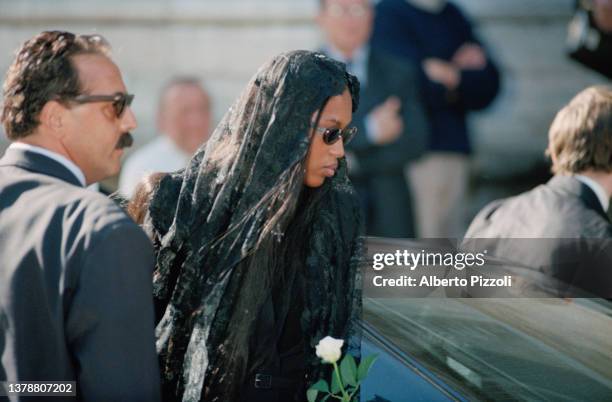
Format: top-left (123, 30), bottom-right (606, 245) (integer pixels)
top-left (314, 126), bottom-right (358, 145)
top-left (326, 4), bottom-right (368, 18)
top-left (70, 92), bottom-right (134, 118)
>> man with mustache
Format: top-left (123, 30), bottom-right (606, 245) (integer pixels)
top-left (0, 31), bottom-right (161, 401)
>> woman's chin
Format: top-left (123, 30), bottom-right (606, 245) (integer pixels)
top-left (304, 175), bottom-right (326, 188)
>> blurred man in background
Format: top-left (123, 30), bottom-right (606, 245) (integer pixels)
top-left (119, 76), bottom-right (211, 197)
top-left (317, 0), bottom-right (429, 237)
top-left (373, 0), bottom-right (500, 238)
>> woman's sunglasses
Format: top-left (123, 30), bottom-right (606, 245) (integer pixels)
top-left (70, 92), bottom-right (134, 118)
top-left (313, 126), bottom-right (358, 145)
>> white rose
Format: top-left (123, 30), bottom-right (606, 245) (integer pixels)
top-left (315, 336), bottom-right (344, 364)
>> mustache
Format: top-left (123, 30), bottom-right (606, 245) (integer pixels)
top-left (116, 132), bottom-right (133, 149)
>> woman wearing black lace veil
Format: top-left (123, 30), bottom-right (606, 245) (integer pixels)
top-left (136, 50), bottom-right (362, 402)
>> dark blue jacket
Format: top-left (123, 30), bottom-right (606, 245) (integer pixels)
top-left (0, 148), bottom-right (161, 402)
top-left (372, 0), bottom-right (501, 154)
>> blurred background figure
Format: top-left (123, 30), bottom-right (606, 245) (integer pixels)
top-left (372, 0), bottom-right (501, 238)
top-left (317, 0), bottom-right (429, 237)
top-left (118, 76), bottom-right (211, 197)
top-left (567, 0), bottom-right (612, 79)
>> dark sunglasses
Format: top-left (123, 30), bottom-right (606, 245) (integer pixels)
top-left (313, 126), bottom-right (358, 145)
top-left (70, 92), bottom-right (134, 118)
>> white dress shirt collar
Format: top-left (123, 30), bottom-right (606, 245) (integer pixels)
top-left (9, 142), bottom-right (87, 187)
top-left (575, 174), bottom-right (610, 212)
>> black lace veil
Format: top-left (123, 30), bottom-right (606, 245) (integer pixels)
top-left (147, 50), bottom-right (362, 401)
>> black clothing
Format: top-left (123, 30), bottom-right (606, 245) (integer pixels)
top-left (146, 51), bottom-right (363, 402)
top-left (567, 1), bottom-right (612, 79)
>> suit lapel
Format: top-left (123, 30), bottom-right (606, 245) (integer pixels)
top-left (0, 148), bottom-right (84, 187)
top-left (357, 51), bottom-right (387, 115)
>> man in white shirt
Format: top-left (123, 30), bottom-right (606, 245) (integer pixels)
top-left (0, 30), bottom-right (161, 401)
top-left (465, 86), bottom-right (612, 298)
top-left (118, 77), bottom-right (211, 197)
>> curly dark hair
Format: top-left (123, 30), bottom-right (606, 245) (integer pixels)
top-left (1, 30), bottom-right (111, 140)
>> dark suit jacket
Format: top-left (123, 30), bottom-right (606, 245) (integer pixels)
top-left (324, 47), bottom-right (429, 238)
top-left (465, 175), bottom-right (612, 297)
top-left (348, 48), bottom-right (428, 175)
top-left (0, 148), bottom-right (161, 401)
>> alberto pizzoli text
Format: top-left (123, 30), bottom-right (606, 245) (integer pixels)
top-left (372, 275), bottom-right (513, 288)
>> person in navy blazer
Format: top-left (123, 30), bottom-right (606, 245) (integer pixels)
top-left (0, 31), bottom-right (160, 401)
